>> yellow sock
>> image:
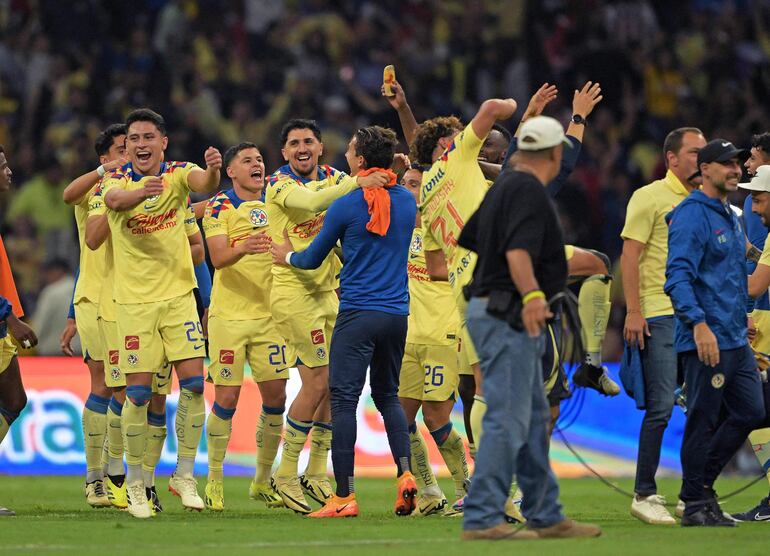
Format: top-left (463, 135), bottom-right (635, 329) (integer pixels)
top-left (470, 395), bottom-right (487, 448)
top-left (142, 416), bottom-right (166, 486)
top-left (0, 414), bottom-right (9, 445)
top-left (175, 388), bottom-right (205, 477)
top-left (255, 407), bottom-right (283, 484)
top-left (82, 404), bottom-right (107, 482)
top-left (106, 404), bottom-right (125, 476)
top-left (432, 425), bottom-right (469, 499)
top-left (276, 418), bottom-right (311, 477)
top-left (122, 400), bottom-right (148, 482)
top-left (578, 275), bottom-right (611, 366)
top-left (304, 422), bottom-right (331, 477)
top-left (749, 427), bottom-right (770, 486)
top-left (409, 426), bottom-right (440, 494)
top-left (206, 409), bottom-right (233, 482)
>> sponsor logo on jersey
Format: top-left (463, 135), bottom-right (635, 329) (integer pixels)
top-left (126, 208), bottom-right (178, 235)
top-left (124, 336), bottom-right (140, 350)
top-left (311, 329), bottom-right (325, 345)
top-left (250, 208), bottom-right (268, 227)
top-left (219, 350), bottom-right (235, 365)
top-left (293, 214), bottom-right (326, 239)
top-left (109, 350), bottom-right (119, 365)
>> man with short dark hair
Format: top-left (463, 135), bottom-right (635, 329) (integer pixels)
top-left (665, 139), bottom-right (765, 527)
top-left (272, 126), bottom-right (417, 518)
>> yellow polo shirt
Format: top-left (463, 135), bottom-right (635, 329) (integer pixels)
top-left (621, 170), bottom-right (690, 318)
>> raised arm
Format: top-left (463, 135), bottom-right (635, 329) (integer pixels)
top-left (382, 80), bottom-right (419, 147)
top-left (105, 177), bottom-right (164, 211)
top-left (63, 158), bottom-right (125, 205)
top-left (281, 172), bottom-right (389, 212)
top-left (186, 147), bottom-right (222, 193)
top-left (470, 99), bottom-right (518, 143)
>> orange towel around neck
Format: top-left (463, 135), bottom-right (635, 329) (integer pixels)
top-left (359, 167), bottom-right (398, 236)
top-left (0, 236), bottom-right (23, 317)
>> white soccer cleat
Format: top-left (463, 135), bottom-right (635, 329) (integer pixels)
top-left (126, 481), bottom-right (153, 519)
top-left (85, 480), bottom-right (111, 508)
top-left (168, 474), bottom-right (205, 512)
top-left (631, 495), bottom-right (676, 525)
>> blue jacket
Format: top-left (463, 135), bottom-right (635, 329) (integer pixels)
top-left (664, 190), bottom-right (748, 353)
top-left (290, 185), bottom-right (416, 315)
top-left (744, 194), bottom-right (769, 311)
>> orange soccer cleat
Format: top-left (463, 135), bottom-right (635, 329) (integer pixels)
top-left (394, 471), bottom-right (418, 516)
top-left (308, 494), bottom-right (359, 518)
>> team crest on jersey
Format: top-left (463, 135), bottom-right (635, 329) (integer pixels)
top-left (219, 350), bottom-right (235, 365)
top-left (711, 373), bottom-right (725, 389)
top-left (220, 368), bottom-right (232, 379)
top-left (316, 347), bottom-right (326, 360)
top-left (249, 208), bottom-right (268, 227)
top-left (310, 329), bottom-right (325, 345)
top-left (127, 354), bottom-right (139, 367)
top-left (410, 234), bottom-right (423, 255)
top-left (111, 367), bottom-right (121, 381)
top-left (124, 336), bottom-right (140, 350)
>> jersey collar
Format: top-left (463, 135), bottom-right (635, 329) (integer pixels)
top-left (275, 163), bottom-right (328, 185)
top-left (663, 169), bottom-right (690, 196)
top-left (129, 161), bottom-right (168, 182)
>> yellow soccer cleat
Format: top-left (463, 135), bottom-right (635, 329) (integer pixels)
top-left (105, 475), bottom-right (128, 509)
top-left (412, 493), bottom-right (448, 517)
top-left (299, 474), bottom-right (333, 506)
top-left (270, 475), bottom-right (311, 514)
top-left (249, 480), bottom-right (285, 508)
top-left (504, 495), bottom-right (526, 524)
top-left (205, 480), bottom-right (224, 512)
top-left (85, 480), bottom-right (111, 508)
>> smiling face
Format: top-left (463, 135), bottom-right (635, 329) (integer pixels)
top-left (227, 147), bottom-right (265, 197)
top-left (751, 191), bottom-right (770, 226)
top-left (281, 128), bottom-right (323, 178)
top-left (0, 152), bottom-right (12, 192)
top-left (745, 147), bottom-right (770, 176)
top-left (478, 130), bottom-right (509, 164)
top-left (703, 157), bottom-right (742, 194)
top-left (126, 121), bottom-right (167, 175)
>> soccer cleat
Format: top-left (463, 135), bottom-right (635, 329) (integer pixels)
top-left (205, 480), bottom-right (224, 512)
top-left (168, 474), bottom-right (205, 512)
top-left (270, 475), bottom-right (311, 514)
top-left (630, 494), bottom-right (676, 525)
top-left (85, 480), bottom-right (111, 508)
top-left (249, 480), bottom-right (285, 508)
top-left (461, 523), bottom-right (538, 541)
top-left (394, 471), bottom-right (418, 516)
top-left (505, 495), bottom-right (526, 524)
top-left (105, 475), bottom-right (128, 509)
top-left (299, 474), bottom-right (334, 505)
top-left (125, 481), bottom-right (153, 519)
top-left (444, 495), bottom-right (465, 517)
top-left (308, 494), bottom-right (359, 518)
top-left (412, 493), bottom-right (448, 517)
top-left (573, 363), bottom-right (620, 396)
top-left (730, 496), bottom-right (770, 522)
top-left (0, 505), bottom-right (15, 516)
top-left (148, 486), bottom-right (163, 513)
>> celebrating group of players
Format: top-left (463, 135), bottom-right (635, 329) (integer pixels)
top-left (0, 72), bottom-right (620, 520)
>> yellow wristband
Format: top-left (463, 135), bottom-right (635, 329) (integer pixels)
top-left (522, 290), bottom-right (546, 305)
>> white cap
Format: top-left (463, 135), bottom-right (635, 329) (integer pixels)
top-left (518, 116), bottom-right (571, 151)
top-left (739, 164), bottom-right (770, 193)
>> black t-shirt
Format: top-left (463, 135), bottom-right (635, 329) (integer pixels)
top-left (459, 170), bottom-right (567, 301)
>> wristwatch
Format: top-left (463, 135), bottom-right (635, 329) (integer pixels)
top-left (571, 114), bottom-right (586, 125)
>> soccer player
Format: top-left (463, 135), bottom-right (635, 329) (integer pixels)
top-left (398, 165), bottom-right (468, 516)
top-left (0, 145), bottom-right (38, 516)
top-left (60, 124), bottom-right (126, 507)
top-left (101, 108), bottom-right (221, 518)
top-left (272, 125), bottom-right (417, 518)
top-left (265, 119), bottom-right (388, 513)
top-left (201, 142), bottom-right (289, 512)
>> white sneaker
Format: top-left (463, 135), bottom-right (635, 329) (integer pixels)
top-left (126, 481), bottom-right (152, 519)
top-left (168, 474), bottom-right (205, 511)
top-left (631, 494), bottom-right (676, 525)
top-left (675, 499), bottom-right (685, 518)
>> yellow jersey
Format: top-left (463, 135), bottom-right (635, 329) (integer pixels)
top-left (203, 189), bottom-right (272, 320)
top-left (419, 123), bottom-right (487, 303)
top-left (265, 164), bottom-right (357, 293)
top-left (73, 184), bottom-right (107, 304)
top-left (621, 170), bottom-right (690, 318)
top-left (100, 161), bottom-right (199, 304)
top-left (407, 226), bottom-right (460, 345)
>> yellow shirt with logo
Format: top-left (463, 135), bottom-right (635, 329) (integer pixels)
top-left (265, 165), bottom-right (357, 293)
top-left (419, 123), bottom-right (487, 306)
top-left (100, 161), bottom-right (198, 305)
top-left (621, 169), bottom-right (690, 318)
top-left (74, 183), bottom-right (107, 304)
top-left (407, 226), bottom-right (460, 345)
top-left (203, 189), bottom-right (272, 320)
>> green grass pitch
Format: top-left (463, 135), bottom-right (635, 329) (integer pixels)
top-left (0, 476), bottom-right (767, 555)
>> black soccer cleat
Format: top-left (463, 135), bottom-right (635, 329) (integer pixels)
top-left (573, 363), bottom-right (620, 396)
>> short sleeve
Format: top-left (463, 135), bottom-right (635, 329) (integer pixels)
top-left (170, 161), bottom-right (201, 192)
top-left (265, 174), bottom-right (298, 207)
top-left (452, 123), bottom-right (485, 163)
top-left (184, 197), bottom-right (199, 237)
top-left (88, 181), bottom-right (108, 217)
top-left (502, 185), bottom-right (547, 256)
top-left (621, 188), bottom-right (655, 244)
top-left (759, 239), bottom-right (770, 268)
top-left (420, 215), bottom-right (441, 252)
top-left (202, 197), bottom-right (227, 238)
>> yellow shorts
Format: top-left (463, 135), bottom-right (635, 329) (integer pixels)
top-left (399, 342), bottom-right (459, 402)
top-left (459, 322), bottom-right (479, 370)
top-left (74, 299), bottom-right (104, 362)
top-left (208, 315), bottom-right (292, 386)
top-left (117, 292), bottom-right (203, 375)
top-left (751, 309), bottom-right (770, 353)
top-left (271, 288), bottom-right (337, 369)
top-left (0, 335), bottom-right (17, 375)
top-left (565, 244), bottom-right (575, 261)
top-left (99, 318), bottom-right (125, 388)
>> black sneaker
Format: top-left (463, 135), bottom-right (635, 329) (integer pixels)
top-left (681, 501), bottom-right (736, 527)
top-left (572, 363), bottom-right (620, 396)
top-left (147, 486), bottom-right (163, 513)
top-left (730, 496), bottom-right (770, 522)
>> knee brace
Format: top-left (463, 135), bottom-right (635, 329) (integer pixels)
top-left (126, 385), bottom-right (152, 407)
top-left (179, 376), bottom-right (204, 395)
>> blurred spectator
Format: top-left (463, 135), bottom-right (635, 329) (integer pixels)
top-left (32, 258), bottom-right (78, 356)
